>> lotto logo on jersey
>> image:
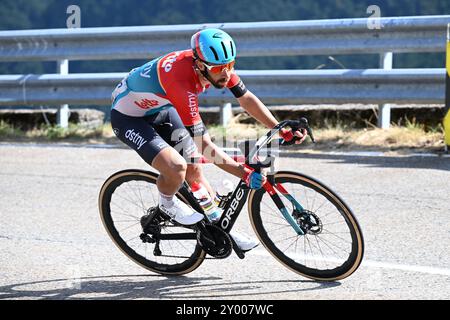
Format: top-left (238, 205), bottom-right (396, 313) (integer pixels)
top-left (134, 99), bottom-right (159, 109)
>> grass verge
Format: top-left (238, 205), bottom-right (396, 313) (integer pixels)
top-left (0, 117), bottom-right (446, 154)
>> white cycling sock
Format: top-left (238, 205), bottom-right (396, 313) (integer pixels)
top-left (159, 192), bottom-right (174, 208)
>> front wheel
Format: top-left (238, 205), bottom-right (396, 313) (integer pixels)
top-left (248, 171), bottom-right (364, 281)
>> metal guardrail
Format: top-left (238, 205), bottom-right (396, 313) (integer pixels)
top-left (0, 69), bottom-right (444, 106)
top-left (0, 15), bottom-right (449, 129)
top-left (0, 16), bottom-right (449, 61)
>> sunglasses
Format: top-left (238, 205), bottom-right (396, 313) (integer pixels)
top-left (201, 60), bottom-right (235, 74)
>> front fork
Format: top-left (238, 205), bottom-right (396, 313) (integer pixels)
top-left (263, 178), bottom-right (306, 235)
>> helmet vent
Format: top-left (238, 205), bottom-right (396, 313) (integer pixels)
top-left (230, 41), bottom-right (234, 57)
top-left (221, 42), bottom-right (229, 59)
top-left (209, 46), bottom-right (219, 61)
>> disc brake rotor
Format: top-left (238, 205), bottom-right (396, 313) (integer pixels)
top-left (295, 210), bottom-right (323, 235)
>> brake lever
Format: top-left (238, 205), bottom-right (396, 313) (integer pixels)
top-left (281, 117), bottom-right (316, 145)
top-left (306, 126), bottom-right (316, 143)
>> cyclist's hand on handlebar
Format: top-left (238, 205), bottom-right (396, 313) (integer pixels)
top-left (242, 166), bottom-right (267, 189)
top-left (280, 127), bottom-right (308, 145)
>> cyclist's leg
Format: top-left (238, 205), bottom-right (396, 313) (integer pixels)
top-left (111, 109), bottom-right (203, 225)
top-left (111, 108), bottom-right (172, 168)
top-left (151, 147), bottom-right (187, 195)
top-left (185, 163), bottom-right (215, 197)
top-left (155, 107), bottom-right (215, 197)
top-left (151, 108), bottom-right (258, 249)
top-left (111, 107), bottom-right (206, 196)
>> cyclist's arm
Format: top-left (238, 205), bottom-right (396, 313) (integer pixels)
top-left (228, 75), bottom-right (306, 142)
top-left (167, 83), bottom-right (246, 179)
top-left (227, 74), bottom-right (278, 129)
top-left (192, 133), bottom-right (247, 179)
top-left (236, 90), bottom-right (278, 129)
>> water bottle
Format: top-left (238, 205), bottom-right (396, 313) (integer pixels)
top-left (191, 182), bottom-right (221, 222)
top-left (214, 179), bottom-right (234, 209)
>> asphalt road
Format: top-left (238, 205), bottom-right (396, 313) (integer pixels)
top-left (1, 143), bottom-right (449, 300)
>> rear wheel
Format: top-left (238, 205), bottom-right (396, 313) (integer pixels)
top-left (98, 169), bottom-right (205, 275)
top-left (248, 171), bottom-right (364, 281)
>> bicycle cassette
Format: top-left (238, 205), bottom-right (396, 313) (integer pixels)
top-left (196, 223), bottom-right (232, 259)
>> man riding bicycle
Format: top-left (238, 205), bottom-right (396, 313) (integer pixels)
top-left (110, 28), bottom-right (307, 252)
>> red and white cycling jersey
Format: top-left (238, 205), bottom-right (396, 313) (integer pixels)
top-left (112, 49), bottom-right (245, 131)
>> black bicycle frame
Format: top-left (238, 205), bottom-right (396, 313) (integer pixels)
top-left (215, 118), bottom-right (314, 235)
top-left (216, 181), bottom-right (250, 233)
top-left (177, 118), bottom-right (314, 236)
top-left (178, 179), bottom-right (250, 233)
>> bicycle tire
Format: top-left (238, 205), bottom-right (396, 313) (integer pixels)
top-left (98, 169), bottom-right (206, 276)
top-left (248, 171), bottom-right (364, 281)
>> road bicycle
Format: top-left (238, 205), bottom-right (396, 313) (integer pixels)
top-left (98, 118), bottom-right (364, 281)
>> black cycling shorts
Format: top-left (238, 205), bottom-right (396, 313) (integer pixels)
top-left (110, 108), bottom-right (200, 165)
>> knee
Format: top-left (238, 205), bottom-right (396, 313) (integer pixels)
top-left (151, 148), bottom-right (187, 184)
top-left (168, 160), bottom-right (188, 182)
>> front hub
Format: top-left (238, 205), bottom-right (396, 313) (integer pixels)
top-left (293, 210), bottom-right (323, 235)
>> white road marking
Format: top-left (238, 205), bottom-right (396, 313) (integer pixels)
top-left (251, 249), bottom-right (450, 276)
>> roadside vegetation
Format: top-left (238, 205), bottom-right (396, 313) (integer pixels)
top-left (0, 116), bottom-right (445, 153)
top-left (207, 116), bottom-right (445, 153)
top-left (0, 121), bottom-right (115, 143)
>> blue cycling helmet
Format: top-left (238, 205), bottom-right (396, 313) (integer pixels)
top-left (191, 28), bottom-right (236, 65)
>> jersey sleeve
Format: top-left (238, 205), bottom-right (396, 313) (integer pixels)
top-left (165, 81), bottom-right (207, 137)
top-left (227, 73), bottom-right (248, 98)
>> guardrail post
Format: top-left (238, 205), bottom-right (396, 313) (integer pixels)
top-left (378, 52), bottom-right (393, 129)
top-left (56, 59), bottom-right (70, 128)
top-left (220, 102), bottom-right (232, 126)
top-left (444, 24), bottom-right (450, 153)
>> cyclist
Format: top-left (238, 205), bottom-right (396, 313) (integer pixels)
top-left (110, 28), bottom-right (307, 251)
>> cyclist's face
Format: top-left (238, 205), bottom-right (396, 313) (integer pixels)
top-left (209, 67), bottom-right (232, 88)
top-left (197, 61), bottom-right (233, 89)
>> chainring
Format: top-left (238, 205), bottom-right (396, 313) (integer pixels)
top-left (196, 223), bottom-right (232, 259)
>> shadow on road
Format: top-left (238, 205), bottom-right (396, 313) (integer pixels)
top-left (0, 274), bottom-right (340, 300)
top-left (279, 151), bottom-right (450, 171)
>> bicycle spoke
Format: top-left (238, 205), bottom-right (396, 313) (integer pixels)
top-left (310, 189), bottom-right (318, 214)
top-left (265, 224), bottom-right (291, 234)
top-left (272, 234), bottom-right (300, 243)
top-left (147, 184), bottom-right (157, 205)
top-left (322, 220), bottom-right (346, 227)
top-left (304, 236), bottom-right (318, 270)
top-left (126, 182), bottom-right (146, 211)
top-left (113, 219), bottom-right (139, 223)
top-left (135, 182), bottom-right (148, 212)
top-left (313, 235), bottom-right (349, 258)
top-left (110, 201), bottom-right (140, 220)
top-left (320, 228), bottom-right (352, 244)
top-left (314, 235), bottom-right (329, 270)
top-left (118, 221), bottom-right (141, 233)
top-left (282, 236), bottom-right (301, 252)
top-left (261, 201), bottom-right (286, 222)
top-left (252, 174), bottom-right (362, 279)
top-left (113, 190), bottom-right (147, 213)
